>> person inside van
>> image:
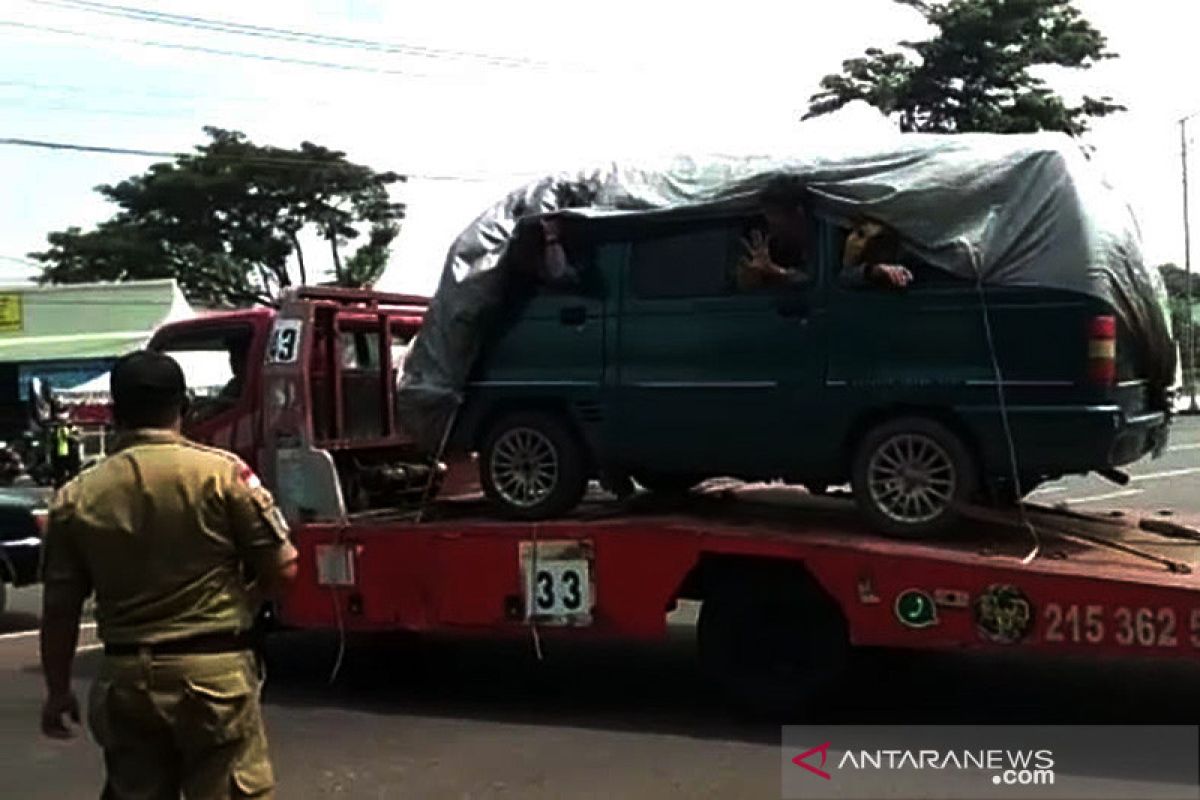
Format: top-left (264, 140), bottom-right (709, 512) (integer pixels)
top-left (737, 175), bottom-right (914, 291)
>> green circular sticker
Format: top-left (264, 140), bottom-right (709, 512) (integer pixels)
top-left (895, 589), bottom-right (938, 629)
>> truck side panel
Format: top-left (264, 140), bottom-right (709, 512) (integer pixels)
top-left (280, 515), bottom-right (1200, 661)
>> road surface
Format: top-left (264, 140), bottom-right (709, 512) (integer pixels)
top-left (0, 417), bottom-right (1197, 798)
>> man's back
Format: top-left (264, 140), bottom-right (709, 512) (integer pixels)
top-left (46, 430), bottom-right (287, 645)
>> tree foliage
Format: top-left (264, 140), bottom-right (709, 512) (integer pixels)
top-left (1158, 263), bottom-right (1195, 301)
top-left (31, 128), bottom-right (405, 306)
top-left (806, 0), bottom-right (1124, 135)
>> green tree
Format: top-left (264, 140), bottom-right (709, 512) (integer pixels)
top-left (1158, 263), bottom-right (1193, 300)
top-left (806, 0), bottom-right (1124, 135)
top-left (31, 127), bottom-right (405, 306)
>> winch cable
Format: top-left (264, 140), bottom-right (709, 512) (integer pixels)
top-left (527, 522), bottom-right (545, 662)
top-left (415, 405), bottom-right (460, 525)
top-left (965, 239), bottom-right (1042, 564)
top-left (327, 481), bottom-right (352, 685)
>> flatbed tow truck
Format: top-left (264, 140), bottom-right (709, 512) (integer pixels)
top-left (147, 288), bottom-right (1200, 710)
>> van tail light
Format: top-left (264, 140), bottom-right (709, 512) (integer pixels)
top-left (32, 509), bottom-right (48, 537)
top-left (1088, 315), bottom-right (1117, 386)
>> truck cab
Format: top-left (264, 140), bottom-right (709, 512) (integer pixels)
top-left (148, 288), bottom-right (472, 521)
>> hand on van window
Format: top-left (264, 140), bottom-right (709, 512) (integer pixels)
top-left (869, 263), bottom-right (913, 289)
top-left (738, 230), bottom-right (807, 289)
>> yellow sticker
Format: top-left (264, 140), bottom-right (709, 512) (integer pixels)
top-left (0, 294), bottom-right (22, 333)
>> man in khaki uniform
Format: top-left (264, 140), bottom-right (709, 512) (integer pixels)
top-left (39, 350), bottom-right (298, 799)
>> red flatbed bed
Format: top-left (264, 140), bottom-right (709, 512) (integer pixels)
top-left (281, 483), bottom-right (1200, 667)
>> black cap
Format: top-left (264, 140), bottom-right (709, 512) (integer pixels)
top-left (110, 350), bottom-right (187, 402)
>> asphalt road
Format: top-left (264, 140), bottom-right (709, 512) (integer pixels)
top-left (1028, 413), bottom-right (1200, 511)
top-left (1, 417), bottom-right (1199, 798)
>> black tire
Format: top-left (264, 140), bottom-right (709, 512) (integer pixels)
top-left (851, 416), bottom-right (977, 538)
top-left (633, 472), bottom-right (703, 495)
top-left (480, 411), bottom-right (588, 520)
top-left (698, 569), bottom-right (848, 716)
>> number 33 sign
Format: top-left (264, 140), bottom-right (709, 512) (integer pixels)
top-left (519, 540), bottom-right (594, 626)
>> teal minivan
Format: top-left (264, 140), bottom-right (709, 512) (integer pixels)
top-left (451, 208), bottom-right (1169, 536)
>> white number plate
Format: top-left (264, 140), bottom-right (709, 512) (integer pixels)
top-left (267, 319), bottom-right (303, 364)
top-left (519, 541), bottom-right (594, 625)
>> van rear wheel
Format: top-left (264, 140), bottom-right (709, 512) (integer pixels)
top-left (480, 411), bottom-right (587, 520)
top-left (852, 417), bottom-right (977, 538)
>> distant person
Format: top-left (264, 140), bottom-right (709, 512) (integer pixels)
top-left (39, 350), bottom-right (297, 798)
top-left (51, 411), bottom-right (76, 489)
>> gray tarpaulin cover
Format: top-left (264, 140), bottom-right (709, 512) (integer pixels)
top-left (396, 106), bottom-right (1175, 452)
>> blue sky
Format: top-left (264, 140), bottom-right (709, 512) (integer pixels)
top-left (2, 0), bottom-right (1199, 297)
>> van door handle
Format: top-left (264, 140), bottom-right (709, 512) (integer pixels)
top-left (559, 305), bottom-right (587, 326)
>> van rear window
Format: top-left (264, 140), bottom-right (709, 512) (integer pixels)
top-left (630, 226), bottom-right (733, 299)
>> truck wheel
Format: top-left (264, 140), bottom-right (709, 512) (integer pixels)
top-left (480, 411), bottom-right (587, 520)
top-left (698, 570), bottom-right (848, 716)
top-left (852, 417), bottom-right (977, 538)
top-left (633, 472), bottom-right (703, 495)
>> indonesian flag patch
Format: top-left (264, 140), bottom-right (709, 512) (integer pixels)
top-left (238, 464), bottom-right (263, 491)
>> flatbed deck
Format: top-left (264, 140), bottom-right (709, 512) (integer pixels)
top-left (281, 484), bottom-right (1200, 662)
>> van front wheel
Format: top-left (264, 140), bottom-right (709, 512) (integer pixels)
top-left (480, 411), bottom-right (588, 520)
top-left (852, 417), bottom-right (977, 538)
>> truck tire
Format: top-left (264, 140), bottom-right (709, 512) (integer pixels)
top-left (633, 472), bottom-right (703, 495)
top-left (480, 411), bottom-right (588, 520)
top-left (698, 569), bottom-right (848, 716)
top-left (852, 416), bottom-right (977, 538)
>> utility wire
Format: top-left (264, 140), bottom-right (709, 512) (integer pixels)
top-left (27, 0), bottom-right (569, 72)
top-left (0, 19), bottom-right (445, 80)
top-left (0, 135), bottom-right (534, 182)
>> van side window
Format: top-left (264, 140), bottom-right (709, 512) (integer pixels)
top-left (631, 226), bottom-right (733, 299)
top-left (834, 223), bottom-right (968, 289)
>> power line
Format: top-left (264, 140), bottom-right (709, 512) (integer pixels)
top-left (27, 0), bottom-right (568, 73)
top-left (0, 135), bottom-right (533, 183)
top-left (0, 19), bottom-right (444, 80)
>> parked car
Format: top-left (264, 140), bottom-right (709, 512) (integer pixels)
top-left (0, 490), bottom-right (46, 614)
top-left (450, 210), bottom-right (1169, 537)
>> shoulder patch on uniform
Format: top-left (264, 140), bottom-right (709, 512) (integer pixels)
top-left (237, 463), bottom-right (263, 491)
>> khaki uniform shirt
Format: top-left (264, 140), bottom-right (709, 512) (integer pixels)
top-left (41, 429), bottom-right (296, 645)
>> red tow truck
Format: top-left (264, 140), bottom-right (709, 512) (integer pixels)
top-left (148, 287), bottom-right (1200, 710)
